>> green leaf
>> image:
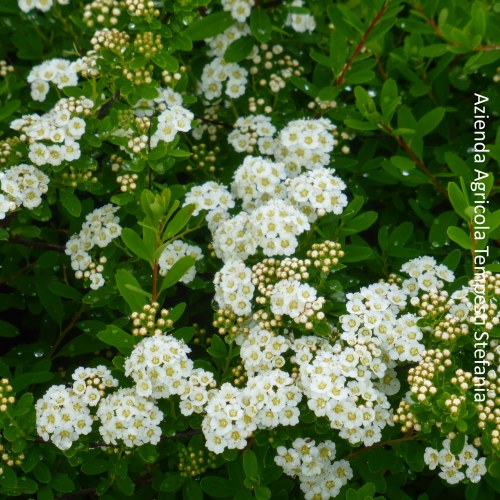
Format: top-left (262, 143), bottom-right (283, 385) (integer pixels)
top-left (152, 52), bottom-right (179, 72)
top-left (250, 8), bottom-right (272, 43)
top-left (416, 107), bottom-right (445, 136)
top-left (115, 269), bottom-right (149, 313)
top-left (243, 450), bottom-right (259, 479)
top-left (344, 118), bottom-right (378, 130)
top-left (342, 245), bottom-right (373, 263)
top-left (342, 211), bottom-right (378, 234)
top-left (160, 473), bottom-right (184, 492)
top-left (448, 182), bottom-right (469, 221)
top-left (34, 462), bottom-right (52, 483)
top-left (380, 78), bottom-right (400, 118)
top-left (471, 1), bottom-right (487, 35)
top-left (96, 325), bottom-right (140, 356)
top-left (447, 226), bottom-right (472, 250)
top-left (207, 335), bottom-right (228, 359)
top-left (160, 255), bottom-right (196, 291)
top-left (163, 204), bottom-right (195, 240)
top-left (121, 227), bottom-right (153, 263)
top-left (391, 155), bottom-right (416, 172)
top-left (50, 473), bottom-right (74, 493)
top-left (11, 392), bottom-right (34, 417)
top-left (185, 11), bottom-right (234, 41)
top-left (184, 479), bottom-right (203, 500)
top-left (450, 434), bottom-right (466, 455)
top-left (0, 320), bottom-right (19, 338)
top-left (48, 282), bottom-right (82, 301)
top-left (0, 100), bottom-right (20, 121)
top-left (200, 476), bottom-right (238, 498)
top-left (81, 459), bottom-right (109, 475)
top-left (354, 86), bottom-right (377, 116)
top-left (224, 37), bottom-right (255, 63)
top-left (116, 475), bottom-right (135, 496)
top-left (59, 189), bottom-right (82, 218)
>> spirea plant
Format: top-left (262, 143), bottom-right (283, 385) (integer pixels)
top-left (0, 0), bottom-right (499, 499)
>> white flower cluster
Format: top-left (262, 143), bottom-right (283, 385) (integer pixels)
top-left (27, 58), bottom-right (79, 102)
top-left (214, 260), bottom-right (255, 316)
top-left (97, 388), bottom-right (163, 447)
top-left (158, 240), bottom-right (203, 284)
top-left (237, 326), bottom-right (290, 375)
top-left (0, 164), bottom-right (49, 217)
top-left (11, 97), bottom-right (93, 168)
top-left (230, 156), bottom-right (286, 211)
top-left (124, 334), bottom-right (194, 399)
top-left (134, 87), bottom-right (183, 118)
top-left (274, 118), bottom-right (336, 176)
top-left (294, 336), bottom-right (394, 446)
top-left (286, 166), bottom-right (348, 222)
top-left (402, 255), bottom-right (455, 293)
top-left (424, 438), bottom-right (487, 484)
top-left (150, 104), bottom-right (194, 148)
top-left (221, 0), bottom-right (255, 22)
top-left (200, 57), bottom-right (248, 100)
top-left (202, 369), bottom-right (301, 453)
top-left (184, 181), bottom-right (235, 217)
top-left (71, 365), bottom-right (118, 407)
top-left (36, 385), bottom-right (92, 451)
top-left (18, 0), bottom-right (70, 14)
top-left (285, 0), bottom-right (317, 33)
top-left (228, 115), bottom-right (276, 154)
top-left (207, 23), bottom-right (251, 58)
top-left (275, 438), bottom-right (352, 500)
top-left (270, 279), bottom-right (324, 322)
top-left (65, 204), bottom-right (122, 289)
top-left (36, 365), bottom-right (118, 450)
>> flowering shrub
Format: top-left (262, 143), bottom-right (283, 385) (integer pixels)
top-left (0, 0), bottom-right (499, 499)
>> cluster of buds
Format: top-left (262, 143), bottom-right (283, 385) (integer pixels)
top-left (162, 66), bottom-right (186, 86)
top-left (91, 28), bottom-right (130, 54)
top-left (306, 241), bottom-right (344, 273)
top-left (110, 153), bottom-right (125, 172)
top-left (192, 104), bottom-right (222, 142)
top-left (191, 323), bottom-right (210, 346)
top-left (412, 291), bottom-right (470, 341)
top-left (231, 363), bottom-right (247, 386)
top-left (83, 0), bottom-right (122, 28)
top-left (54, 96), bottom-right (94, 118)
top-left (117, 173), bottom-right (138, 192)
top-left (249, 44), bottom-right (304, 93)
top-left (0, 138), bottom-right (22, 166)
top-left (75, 256), bottom-right (107, 280)
top-left (0, 60), bottom-right (14, 78)
top-left (308, 97), bottom-right (337, 111)
top-left (333, 129), bottom-right (354, 155)
top-left (134, 32), bottom-right (163, 59)
top-left (469, 271), bottom-right (500, 331)
top-left (187, 144), bottom-right (219, 173)
top-left (0, 441), bottom-right (24, 472)
top-left (444, 394), bottom-right (466, 414)
top-left (178, 444), bottom-right (216, 478)
top-left (130, 302), bottom-right (174, 336)
top-left (252, 308), bottom-right (284, 332)
top-left (0, 379), bottom-right (15, 412)
top-left (248, 96), bottom-right (272, 114)
top-left (60, 165), bottom-right (98, 187)
top-left (213, 308), bottom-right (248, 337)
top-left (125, 0), bottom-right (160, 18)
top-left (123, 64), bottom-right (154, 85)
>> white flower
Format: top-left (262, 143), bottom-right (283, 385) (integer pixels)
top-left (158, 240), bottom-right (203, 283)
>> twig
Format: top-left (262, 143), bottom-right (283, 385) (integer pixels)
top-left (380, 123), bottom-right (448, 199)
top-left (336, 2), bottom-right (389, 87)
top-left (343, 434), bottom-right (418, 461)
top-left (48, 305), bottom-right (87, 359)
top-left (9, 237), bottom-right (65, 252)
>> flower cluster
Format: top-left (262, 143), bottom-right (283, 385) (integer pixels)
top-left (200, 57), bottom-right (248, 100)
top-left (27, 58), bottom-right (79, 102)
top-left (221, 0), bottom-right (254, 22)
top-left (228, 115), bottom-right (276, 154)
top-left (275, 438), bottom-right (352, 500)
top-left (0, 164), bottom-right (49, 217)
top-left (11, 97), bottom-right (93, 169)
top-left (285, 0), bottom-right (317, 33)
top-left (97, 388), bottom-right (163, 447)
top-left (65, 204), bottom-right (122, 289)
top-left (150, 104), bottom-right (194, 149)
top-left (18, 0), bottom-right (70, 14)
top-left (424, 438), bottom-right (487, 484)
top-left (0, 379), bottom-right (15, 412)
top-left (158, 240), bottom-right (203, 284)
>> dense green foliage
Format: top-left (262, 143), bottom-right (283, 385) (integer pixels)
top-left (0, 0), bottom-right (499, 499)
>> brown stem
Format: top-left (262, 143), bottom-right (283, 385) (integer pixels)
top-left (343, 434), bottom-right (418, 461)
top-left (48, 305), bottom-right (87, 359)
top-left (380, 123), bottom-right (448, 199)
top-left (0, 262), bottom-right (35, 286)
top-left (336, 2), bottom-right (389, 87)
top-left (9, 237), bottom-right (65, 252)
